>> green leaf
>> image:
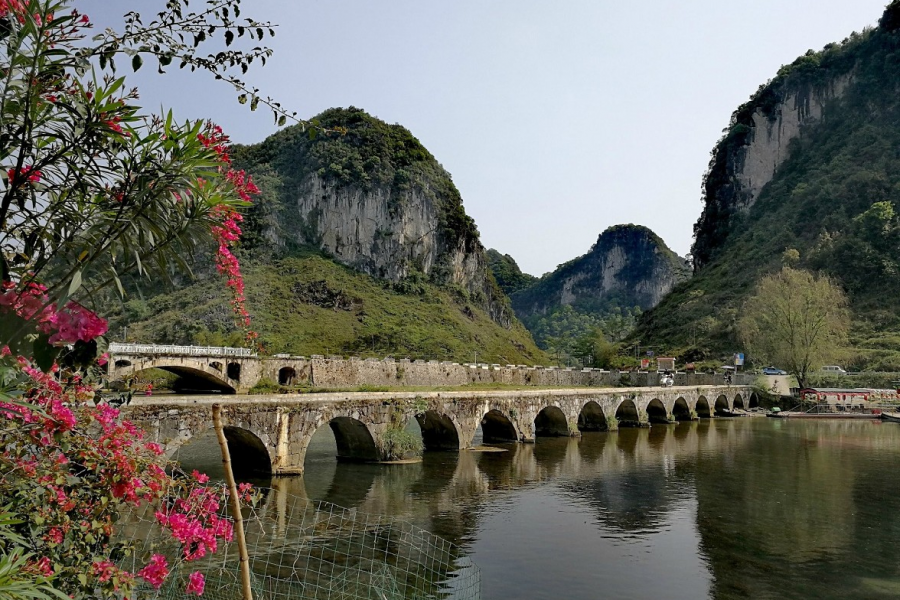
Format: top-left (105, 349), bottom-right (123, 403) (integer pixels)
top-left (237, 94), bottom-right (247, 105)
top-left (67, 270), bottom-right (82, 297)
top-left (32, 334), bottom-right (61, 372)
top-left (132, 54), bottom-right (142, 72)
top-left (225, 30), bottom-right (234, 46)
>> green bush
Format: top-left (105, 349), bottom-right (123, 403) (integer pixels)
top-left (379, 428), bottom-right (423, 461)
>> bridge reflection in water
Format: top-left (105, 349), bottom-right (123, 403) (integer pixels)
top-left (177, 418), bottom-right (900, 600)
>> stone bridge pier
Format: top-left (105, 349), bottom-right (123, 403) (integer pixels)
top-left (125, 386), bottom-right (756, 476)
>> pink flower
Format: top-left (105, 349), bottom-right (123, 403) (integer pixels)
top-left (92, 560), bottom-right (117, 583)
top-left (137, 554), bottom-right (169, 588)
top-left (186, 571), bottom-right (205, 595)
top-left (6, 165), bottom-right (42, 184)
top-left (192, 470), bottom-right (210, 484)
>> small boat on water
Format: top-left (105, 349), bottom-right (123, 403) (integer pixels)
top-left (881, 412), bottom-right (900, 423)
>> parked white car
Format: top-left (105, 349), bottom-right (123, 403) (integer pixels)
top-left (821, 365), bottom-right (847, 375)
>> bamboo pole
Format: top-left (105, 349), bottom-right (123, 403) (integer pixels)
top-left (212, 403), bottom-right (253, 600)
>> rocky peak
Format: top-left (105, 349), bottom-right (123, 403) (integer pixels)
top-left (233, 107), bottom-right (512, 326)
top-left (510, 224), bottom-right (689, 318)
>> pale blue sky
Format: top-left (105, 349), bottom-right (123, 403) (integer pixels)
top-left (82, 1), bottom-right (888, 275)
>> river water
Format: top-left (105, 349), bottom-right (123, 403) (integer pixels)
top-left (177, 417), bottom-right (900, 600)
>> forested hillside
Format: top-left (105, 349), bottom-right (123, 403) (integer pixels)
top-left (635, 1), bottom-right (900, 369)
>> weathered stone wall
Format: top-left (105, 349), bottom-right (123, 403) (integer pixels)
top-left (300, 357), bottom-right (740, 389)
top-left (110, 348), bottom-right (751, 394)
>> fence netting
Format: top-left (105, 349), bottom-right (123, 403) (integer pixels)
top-left (119, 486), bottom-right (481, 600)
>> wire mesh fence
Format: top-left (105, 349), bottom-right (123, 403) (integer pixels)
top-left (120, 485), bottom-right (481, 600)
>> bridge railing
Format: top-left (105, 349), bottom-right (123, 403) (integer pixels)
top-left (108, 342), bottom-right (255, 358)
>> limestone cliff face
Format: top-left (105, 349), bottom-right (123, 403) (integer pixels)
top-left (511, 225), bottom-right (689, 318)
top-left (234, 107), bottom-right (512, 326)
top-left (692, 69), bottom-right (854, 269)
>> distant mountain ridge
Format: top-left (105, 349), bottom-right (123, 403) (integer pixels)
top-left (484, 225), bottom-right (689, 353)
top-left (510, 224), bottom-right (690, 319)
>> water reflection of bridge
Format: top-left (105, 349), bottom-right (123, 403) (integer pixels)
top-left (205, 420), bottom-right (756, 547)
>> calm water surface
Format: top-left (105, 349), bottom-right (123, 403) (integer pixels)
top-left (178, 417), bottom-right (900, 600)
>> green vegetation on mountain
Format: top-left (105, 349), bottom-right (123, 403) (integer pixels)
top-left (485, 249), bottom-right (536, 295)
top-left (636, 2), bottom-right (900, 369)
top-left (113, 254), bottom-right (544, 363)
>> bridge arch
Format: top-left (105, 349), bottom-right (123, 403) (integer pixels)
top-left (222, 426), bottom-right (272, 475)
top-left (615, 399), bottom-right (641, 428)
top-left (124, 363), bottom-right (237, 393)
top-left (279, 367), bottom-right (296, 386)
top-left (480, 409), bottom-right (519, 444)
top-left (646, 399), bottom-right (669, 424)
top-left (733, 394), bottom-right (745, 410)
top-left (672, 397), bottom-right (692, 422)
top-left (534, 406), bottom-right (569, 437)
top-left (714, 394), bottom-right (730, 416)
top-left (749, 392), bottom-right (759, 409)
top-left (696, 396), bottom-right (711, 418)
top-left (415, 410), bottom-right (461, 451)
top-left (227, 362), bottom-right (241, 381)
top-left (578, 400), bottom-right (608, 432)
top-left (329, 417), bottom-right (380, 462)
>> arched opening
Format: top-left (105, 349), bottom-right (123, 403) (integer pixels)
top-left (415, 410), bottom-right (460, 451)
top-left (672, 398), bottom-right (691, 422)
top-left (480, 409), bottom-right (518, 444)
top-left (114, 359), bottom-right (132, 368)
top-left (715, 394), bottom-right (730, 416)
top-left (646, 399), bottom-right (669, 424)
top-left (329, 417), bottom-right (380, 462)
top-left (156, 366), bottom-right (235, 394)
top-left (733, 394), bottom-right (745, 410)
top-left (209, 361), bottom-right (223, 372)
top-left (696, 396), bottom-right (711, 418)
top-left (578, 401), bottom-right (608, 432)
top-left (223, 426), bottom-right (272, 476)
top-left (176, 426), bottom-right (273, 479)
top-left (749, 393), bottom-right (759, 409)
top-left (278, 367), bottom-right (296, 386)
top-left (227, 362), bottom-right (241, 381)
top-left (302, 423), bottom-right (378, 507)
top-left (615, 399), bottom-right (641, 428)
top-left (534, 406), bottom-right (569, 437)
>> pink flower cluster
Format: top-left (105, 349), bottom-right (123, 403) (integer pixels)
top-left (0, 0), bottom-right (25, 21)
top-left (199, 123), bottom-right (260, 344)
top-left (0, 281), bottom-right (108, 345)
top-left (6, 164), bottom-right (41, 185)
top-left (2, 353), bottom-right (249, 597)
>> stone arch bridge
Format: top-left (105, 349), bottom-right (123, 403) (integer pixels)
top-left (125, 385), bottom-right (756, 476)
